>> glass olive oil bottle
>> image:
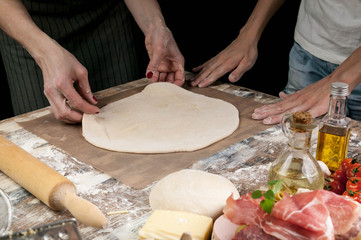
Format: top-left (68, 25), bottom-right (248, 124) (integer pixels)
top-left (269, 112), bottom-right (324, 195)
top-left (316, 82), bottom-right (351, 172)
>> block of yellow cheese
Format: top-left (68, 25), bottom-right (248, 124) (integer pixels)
top-left (139, 210), bottom-right (213, 240)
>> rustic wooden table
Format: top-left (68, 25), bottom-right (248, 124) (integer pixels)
top-left (1, 78), bottom-right (361, 240)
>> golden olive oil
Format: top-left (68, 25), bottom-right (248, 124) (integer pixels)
top-left (316, 82), bottom-right (351, 171)
top-left (316, 124), bottom-right (350, 171)
top-left (269, 158), bottom-right (325, 195)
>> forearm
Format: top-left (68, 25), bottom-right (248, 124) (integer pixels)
top-left (330, 46), bottom-right (361, 92)
top-left (241, 0), bottom-right (286, 42)
top-left (124, 0), bottom-right (167, 36)
top-left (0, 0), bottom-right (57, 67)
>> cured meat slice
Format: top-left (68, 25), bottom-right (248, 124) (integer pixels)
top-left (335, 215), bottom-right (361, 240)
top-left (320, 190), bottom-right (361, 234)
top-left (261, 213), bottom-right (333, 240)
top-left (271, 191), bottom-right (332, 233)
top-left (223, 189), bottom-right (361, 240)
top-left (272, 190), bottom-right (361, 235)
top-left (223, 193), bottom-right (263, 226)
top-left (233, 225), bottom-right (278, 240)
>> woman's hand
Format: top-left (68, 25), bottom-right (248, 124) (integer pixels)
top-left (40, 41), bottom-right (99, 124)
top-left (145, 26), bottom-right (185, 86)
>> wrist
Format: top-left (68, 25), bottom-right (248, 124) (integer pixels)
top-left (329, 50), bottom-right (361, 92)
top-left (238, 25), bottom-right (261, 45)
top-left (142, 17), bottom-right (167, 37)
top-left (23, 32), bottom-right (60, 69)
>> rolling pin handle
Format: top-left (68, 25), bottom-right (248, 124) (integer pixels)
top-left (60, 191), bottom-right (108, 229)
top-left (0, 136), bottom-right (108, 228)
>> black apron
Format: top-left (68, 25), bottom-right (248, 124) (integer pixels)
top-left (0, 0), bottom-right (143, 115)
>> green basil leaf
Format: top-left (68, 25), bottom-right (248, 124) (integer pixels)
top-left (268, 180), bottom-right (279, 186)
top-left (251, 190), bottom-right (263, 199)
top-left (260, 198), bottom-right (274, 214)
top-left (264, 190), bottom-right (275, 201)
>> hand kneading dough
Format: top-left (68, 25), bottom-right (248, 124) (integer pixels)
top-left (82, 82), bottom-right (239, 153)
top-left (149, 169), bottom-right (240, 219)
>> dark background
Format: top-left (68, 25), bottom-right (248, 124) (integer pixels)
top-left (0, 0), bottom-right (300, 120)
top-left (158, 0), bottom-right (301, 95)
top-left (0, 55), bottom-right (13, 120)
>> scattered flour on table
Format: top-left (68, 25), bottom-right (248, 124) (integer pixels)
top-left (0, 121), bottom-right (22, 132)
top-left (253, 126), bottom-right (286, 143)
top-left (225, 164), bottom-right (271, 195)
top-left (69, 172), bottom-right (110, 195)
top-left (15, 110), bottom-right (50, 123)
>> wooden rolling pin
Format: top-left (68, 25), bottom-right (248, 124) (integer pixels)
top-left (0, 136), bottom-right (108, 228)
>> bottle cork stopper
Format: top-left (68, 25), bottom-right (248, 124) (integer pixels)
top-left (293, 111), bottom-right (312, 124)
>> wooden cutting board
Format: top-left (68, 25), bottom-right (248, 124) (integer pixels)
top-left (19, 84), bottom-right (272, 189)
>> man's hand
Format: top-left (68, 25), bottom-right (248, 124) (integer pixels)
top-left (252, 79), bottom-right (331, 124)
top-left (191, 30), bottom-right (258, 88)
top-left (252, 44), bottom-right (361, 125)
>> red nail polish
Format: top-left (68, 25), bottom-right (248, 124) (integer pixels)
top-left (93, 96), bottom-right (98, 102)
top-left (147, 71), bottom-right (153, 79)
top-left (96, 111), bottom-right (100, 114)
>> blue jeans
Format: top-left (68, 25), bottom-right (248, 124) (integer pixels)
top-left (285, 42), bottom-right (361, 121)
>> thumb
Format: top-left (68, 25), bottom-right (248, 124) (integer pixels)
top-left (279, 91), bottom-right (289, 99)
top-left (75, 67), bottom-right (97, 105)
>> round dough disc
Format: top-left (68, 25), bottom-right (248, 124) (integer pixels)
top-left (82, 82), bottom-right (239, 153)
top-left (149, 169), bottom-right (240, 219)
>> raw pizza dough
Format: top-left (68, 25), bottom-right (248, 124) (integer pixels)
top-left (149, 169), bottom-right (240, 219)
top-left (82, 82), bottom-right (239, 153)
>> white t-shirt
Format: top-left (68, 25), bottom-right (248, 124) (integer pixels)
top-left (294, 0), bottom-right (361, 65)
